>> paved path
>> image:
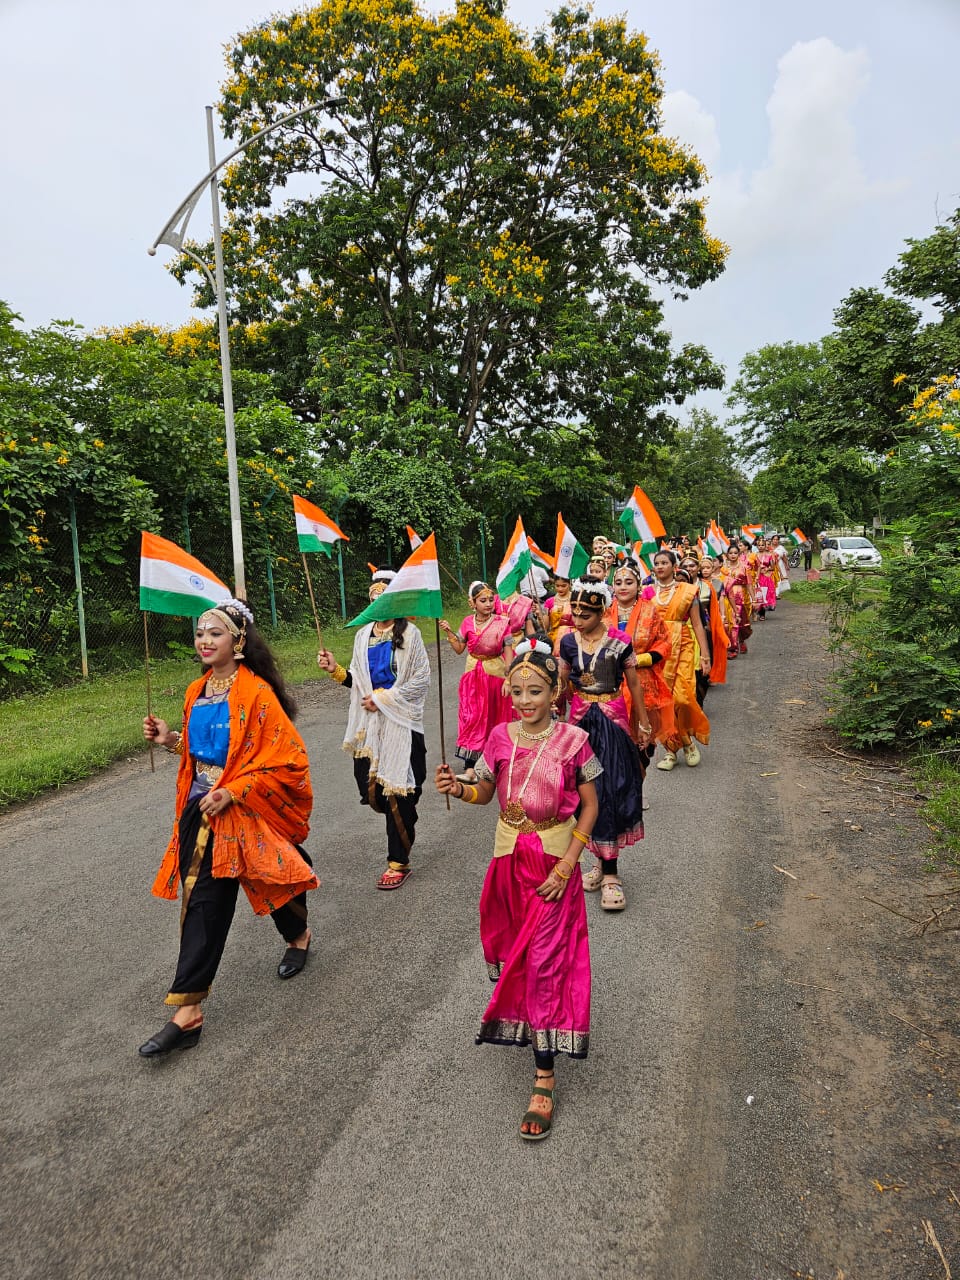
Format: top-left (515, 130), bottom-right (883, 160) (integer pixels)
top-left (1, 600), bottom-right (820, 1279)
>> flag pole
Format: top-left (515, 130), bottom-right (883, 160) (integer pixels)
top-left (301, 553), bottom-right (324, 649)
top-left (434, 620), bottom-right (451, 811)
top-left (143, 612), bottom-right (155, 774)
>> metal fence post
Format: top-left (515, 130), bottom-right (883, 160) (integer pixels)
top-left (68, 494), bottom-right (89, 678)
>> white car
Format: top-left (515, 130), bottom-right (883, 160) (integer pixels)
top-left (820, 536), bottom-right (882, 569)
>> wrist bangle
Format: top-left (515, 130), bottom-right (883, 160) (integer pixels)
top-left (456, 782), bottom-right (465, 799)
top-left (463, 784), bottom-right (479, 803)
top-left (553, 863), bottom-right (571, 881)
top-left (571, 828), bottom-right (589, 845)
top-left (164, 731), bottom-right (183, 755)
top-left (331, 664), bottom-right (348, 684)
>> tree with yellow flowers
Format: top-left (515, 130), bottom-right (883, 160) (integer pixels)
top-left (175, 0), bottom-right (726, 476)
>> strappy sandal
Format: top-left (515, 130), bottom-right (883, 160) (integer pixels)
top-left (376, 866), bottom-right (412, 890)
top-left (581, 864), bottom-right (603, 892)
top-left (600, 878), bottom-right (626, 912)
top-left (519, 1078), bottom-right (557, 1142)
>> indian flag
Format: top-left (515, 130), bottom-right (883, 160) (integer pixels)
top-left (528, 535), bottom-right (556, 572)
top-left (785, 527), bottom-right (808, 546)
top-left (496, 518), bottom-right (532, 597)
top-left (139, 531), bottom-right (231, 616)
top-left (406, 524), bottom-right (423, 550)
top-left (293, 494), bottom-right (349, 556)
top-left (347, 533), bottom-right (443, 626)
top-left (553, 514), bottom-right (589, 580)
top-left (740, 524), bottom-right (762, 544)
top-left (633, 542), bottom-right (656, 574)
top-left (618, 486), bottom-right (666, 560)
top-left (706, 520), bottom-right (729, 557)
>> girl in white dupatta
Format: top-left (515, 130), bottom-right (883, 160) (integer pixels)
top-left (318, 570), bottom-right (431, 889)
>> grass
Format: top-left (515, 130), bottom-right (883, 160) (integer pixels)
top-left (913, 749), bottom-right (960, 869)
top-left (0, 602), bottom-right (468, 811)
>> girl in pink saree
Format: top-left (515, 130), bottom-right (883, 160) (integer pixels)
top-left (439, 581), bottom-right (514, 781)
top-left (436, 639), bottom-right (599, 1141)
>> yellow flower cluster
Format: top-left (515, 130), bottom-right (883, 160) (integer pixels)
top-left (906, 374), bottom-right (960, 435)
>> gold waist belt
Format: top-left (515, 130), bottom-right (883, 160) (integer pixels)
top-left (465, 654), bottom-right (507, 678)
top-left (498, 804), bottom-right (562, 834)
top-left (577, 689), bottom-right (618, 703)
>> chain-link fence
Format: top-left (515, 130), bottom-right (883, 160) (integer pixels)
top-left (3, 498), bottom-right (490, 700)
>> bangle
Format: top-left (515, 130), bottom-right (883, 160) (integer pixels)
top-left (553, 863), bottom-right (571, 881)
top-left (456, 782), bottom-right (465, 799)
top-left (571, 828), bottom-right (589, 845)
top-left (164, 731), bottom-right (183, 755)
top-left (463, 784), bottom-right (479, 804)
top-left (331, 664), bottom-right (348, 684)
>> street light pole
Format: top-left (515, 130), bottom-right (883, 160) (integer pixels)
top-left (204, 106), bottom-right (244, 597)
top-left (149, 97), bottom-right (346, 599)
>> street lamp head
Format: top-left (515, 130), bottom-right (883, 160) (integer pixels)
top-left (147, 246), bottom-right (157, 256)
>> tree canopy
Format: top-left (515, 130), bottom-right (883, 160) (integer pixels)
top-left (176, 0), bottom-right (725, 476)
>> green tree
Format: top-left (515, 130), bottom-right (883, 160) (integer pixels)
top-left (178, 0), bottom-right (725, 472)
top-left (642, 408), bottom-right (750, 536)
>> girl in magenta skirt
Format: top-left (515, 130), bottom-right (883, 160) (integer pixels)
top-left (440, 580), bottom-right (514, 781)
top-left (436, 639), bottom-right (600, 1141)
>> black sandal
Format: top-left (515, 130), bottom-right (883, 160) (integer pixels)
top-left (520, 1077), bottom-right (557, 1142)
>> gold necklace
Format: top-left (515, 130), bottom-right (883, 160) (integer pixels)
top-left (518, 721), bottom-right (554, 741)
top-left (206, 669), bottom-right (237, 695)
top-left (502, 728), bottom-right (554, 826)
top-left (576, 628), bottom-right (605, 687)
top-left (656, 580), bottom-right (677, 605)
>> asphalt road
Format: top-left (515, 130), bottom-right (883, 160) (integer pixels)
top-left (0, 600), bottom-right (820, 1280)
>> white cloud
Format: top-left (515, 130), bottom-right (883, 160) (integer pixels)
top-left (666, 38), bottom-right (891, 257)
top-left (661, 89), bottom-right (721, 172)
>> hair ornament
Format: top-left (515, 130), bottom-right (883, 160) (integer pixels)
top-left (570, 578), bottom-right (613, 609)
top-left (514, 636), bottom-right (552, 657)
top-left (371, 568), bottom-right (397, 584)
top-left (224, 598), bottom-right (254, 625)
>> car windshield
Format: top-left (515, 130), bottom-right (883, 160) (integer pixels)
top-left (838, 538), bottom-right (874, 550)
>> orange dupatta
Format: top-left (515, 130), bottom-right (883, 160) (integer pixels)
top-left (151, 663), bottom-right (317, 915)
top-left (605, 598), bottom-right (676, 745)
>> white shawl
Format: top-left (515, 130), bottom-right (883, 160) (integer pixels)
top-left (342, 622), bottom-right (431, 795)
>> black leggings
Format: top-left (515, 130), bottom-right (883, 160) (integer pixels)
top-left (353, 732), bottom-right (427, 866)
top-left (166, 798), bottom-right (312, 1005)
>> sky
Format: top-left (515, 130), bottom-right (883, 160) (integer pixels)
top-left (1, 0), bottom-right (958, 423)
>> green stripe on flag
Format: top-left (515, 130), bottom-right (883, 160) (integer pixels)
top-left (297, 534), bottom-right (335, 556)
top-left (347, 588), bottom-right (444, 627)
top-left (140, 587), bottom-right (226, 616)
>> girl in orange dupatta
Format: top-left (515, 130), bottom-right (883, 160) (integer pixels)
top-left (141, 601), bottom-right (316, 1058)
top-left (605, 561), bottom-right (675, 749)
top-left (641, 550), bottom-right (711, 771)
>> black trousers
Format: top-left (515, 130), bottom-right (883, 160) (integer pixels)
top-left (353, 731), bottom-right (427, 866)
top-left (166, 798), bottom-right (312, 1006)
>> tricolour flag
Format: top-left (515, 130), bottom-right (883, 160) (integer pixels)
top-left (528, 535), bottom-right (556, 572)
top-left (706, 520), bottom-right (729, 558)
top-left (553, 514), bottom-right (590, 581)
top-left (347, 533), bottom-right (443, 626)
top-left (406, 524), bottom-right (423, 550)
top-left (293, 494), bottom-right (349, 556)
top-left (740, 524), bottom-right (762, 545)
top-left (618, 486), bottom-right (666, 560)
top-left (496, 517), bottom-right (533, 597)
top-left (633, 542), bottom-right (656, 575)
top-left (785, 526), bottom-right (808, 546)
top-left (139, 531), bottom-right (231, 616)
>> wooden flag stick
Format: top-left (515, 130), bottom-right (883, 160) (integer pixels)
top-left (435, 619), bottom-right (450, 811)
top-left (301, 553), bottom-right (324, 649)
top-left (143, 612), bottom-right (155, 773)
